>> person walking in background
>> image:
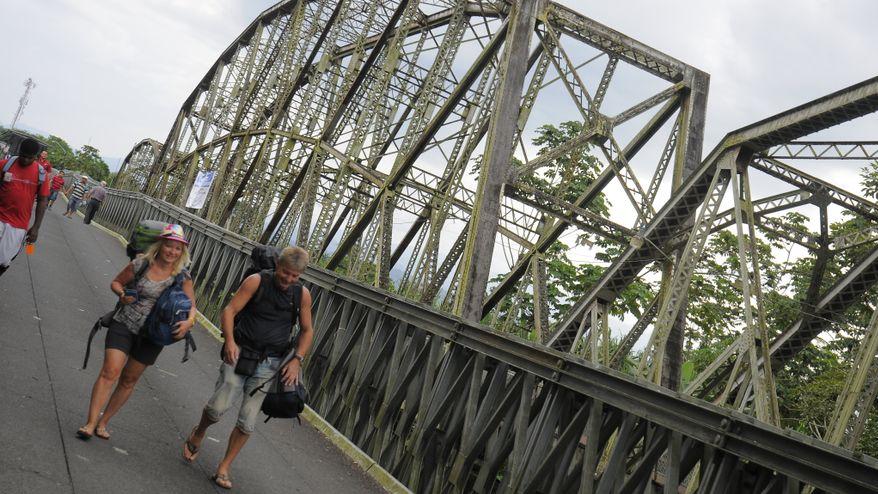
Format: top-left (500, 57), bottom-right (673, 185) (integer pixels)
top-left (182, 246), bottom-right (313, 490)
top-left (63, 175), bottom-right (89, 218)
top-left (0, 138), bottom-right (49, 278)
top-left (83, 180), bottom-right (107, 224)
top-left (48, 170), bottom-right (65, 209)
top-left (77, 225), bottom-right (196, 440)
top-left (37, 150), bottom-right (52, 174)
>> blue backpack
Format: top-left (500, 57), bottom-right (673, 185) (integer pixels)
top-left (144, 271), bottom-right (197, 361)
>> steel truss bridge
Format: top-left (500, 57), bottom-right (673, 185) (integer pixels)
top-left (110, 1), bottom-right (878, 492)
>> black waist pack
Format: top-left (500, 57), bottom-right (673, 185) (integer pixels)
top-left (234, 346), bottom-right (263, 376)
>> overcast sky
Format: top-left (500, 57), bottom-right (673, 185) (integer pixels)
top-left (2, 0), bottom-right (876, 171)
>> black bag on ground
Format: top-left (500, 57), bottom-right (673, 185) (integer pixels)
top-left (249, 357), bottom-right (308, 424)
top-left (126, 219), bottom-right (170, 260)
top-left (83, 261), bottom-right (149, 369)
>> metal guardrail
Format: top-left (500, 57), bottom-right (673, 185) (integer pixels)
top-left (93, 190), bottom-right (878, 494)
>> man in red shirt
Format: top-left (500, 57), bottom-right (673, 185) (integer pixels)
top-left (0, 138), bottom-right (49, 278)
top-left (48, 170), bottom-right (66, 209)
top-left (37, 150), bottom-right (52, 174)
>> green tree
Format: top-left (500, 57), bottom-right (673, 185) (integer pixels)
top-left (45, 135), bottom-right (76, 169)
top-left (73, 144), bottom-right (111, 181)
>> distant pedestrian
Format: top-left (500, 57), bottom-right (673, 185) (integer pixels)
top-left (63, 175), bottom-right (89, 218)
top-left (37, 150), bottom-right (52, 174)
top-left (83, 180), bottom-right (107, 224)
top-left (0, 138), bottom-right (49, 278)
top-left (77, 225), bottom-right (196, 440)
top-left (182, 246), bottom-right (313, 490)
top-left (48, 170), bottom-right (65, 209)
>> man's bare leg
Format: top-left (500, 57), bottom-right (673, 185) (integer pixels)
top-left (213, 426), bottom-right (251, 487)
top-left (183, 409), bottom-right (217, 462)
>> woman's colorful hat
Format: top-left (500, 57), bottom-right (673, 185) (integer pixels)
top-left (159, 224), bottom-right (189, 245)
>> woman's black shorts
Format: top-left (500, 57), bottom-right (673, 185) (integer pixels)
top-left (105, 320), bottom-right (163, 365)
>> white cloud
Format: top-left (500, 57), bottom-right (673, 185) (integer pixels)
top-left (1, 0), bottom-right (275, 162)
top-left (2, 0), bottom-right (875, 173)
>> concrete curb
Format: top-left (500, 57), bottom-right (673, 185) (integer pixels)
top-left (86, 213), bottom-right (411, 494)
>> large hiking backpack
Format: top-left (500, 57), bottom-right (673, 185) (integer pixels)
top-left (126, 219), bottom-right (170, 260)
top-left (242, 245), bottom-right (282, 281)
top-left (142, 271), bottom-right (197, 363)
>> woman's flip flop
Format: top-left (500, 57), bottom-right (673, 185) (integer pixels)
top-left (75, 426), bottom-right (93, 441)
top-left (212, 473), bottom-right (232, 489)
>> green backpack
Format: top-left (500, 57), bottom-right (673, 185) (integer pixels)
top-left (126, 219), bottom-right (170, 259)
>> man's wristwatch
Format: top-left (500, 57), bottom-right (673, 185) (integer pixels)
top-left (292, 353), bottom-right (305, 363)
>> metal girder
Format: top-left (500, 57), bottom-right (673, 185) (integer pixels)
top-left (751, 157), bottom-right (878, 222)
top-left (325, 18), bottom-right (511, 270)
top-left (638, 159), bottom-right (732, 384)
top-left (547, 157), bottom-right (722, 351)
top-left (455, 0), bottom-right (538, 320)
top-left (772, 245), bottom-right (878, 364)
top-left (114, 138), bottom-right (163, 191)
top-left (483, 95), bottom-right (684, 317)
top-left (546, 3), bottom-right (687, 82)
top-left (766, 141), bottom-right (878, 160)
top-left (826, 307), bottom-right (878, 450)
top-left (505, 182), bottom-right (634, 243)
top-left (727, 75), bottom-right (878, 151)
top-left (260, 0), bottom-right (416, 244)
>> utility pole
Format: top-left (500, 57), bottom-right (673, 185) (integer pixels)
top-left (10, 78), bottom-right (36, 129)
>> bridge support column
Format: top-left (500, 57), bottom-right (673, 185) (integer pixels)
top-left (454, 0), bottom-right (540, 321)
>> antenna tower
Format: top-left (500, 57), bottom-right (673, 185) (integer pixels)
top-left (10, 78), bottom-right (37, 129)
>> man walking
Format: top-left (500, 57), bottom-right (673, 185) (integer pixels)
top-left (83, 180), bottom-right (107, 224)
top-left (0, 138), bottom-right (49, 278)
top-left (182, 247), bottom-right (314, 490)
top-left (48, 170), bottom-right (65, 209)
top-left (37, 150), bottom-right (52, 174)
top-left (63, 175), bottom-right (89, 218)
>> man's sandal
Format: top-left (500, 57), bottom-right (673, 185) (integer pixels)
top-left (212, 473), bottom-right (232, 489)
top-left (183, 428), bottom-right (200, 463)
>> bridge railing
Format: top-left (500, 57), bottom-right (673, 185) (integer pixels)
top-left (94, 190), bottom-right (878, 494)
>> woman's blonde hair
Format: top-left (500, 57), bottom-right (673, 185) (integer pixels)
top-left (140, 239), bottom-right (191, 275)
